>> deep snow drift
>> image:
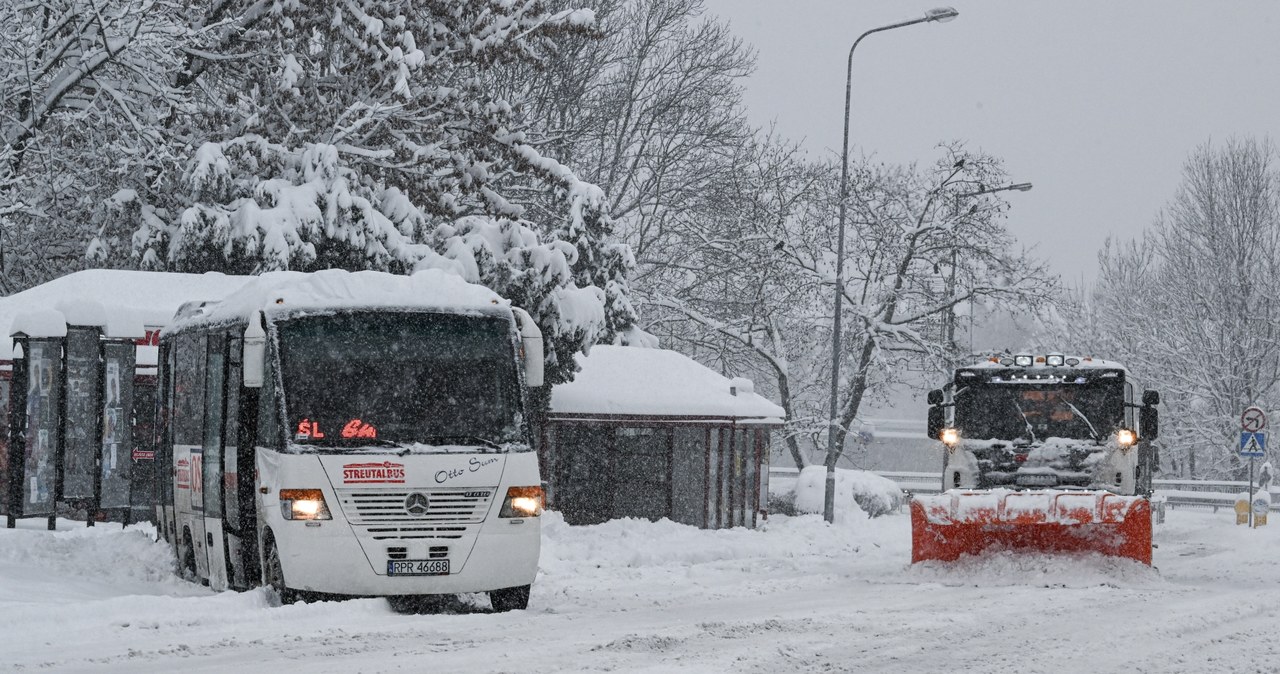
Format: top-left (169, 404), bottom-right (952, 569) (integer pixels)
top-left (3, 508), bottom-right (1280, 673)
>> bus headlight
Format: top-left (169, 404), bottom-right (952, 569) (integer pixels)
top-left (499, 486), bottom-right (544, 518)
top-left (940, 428), bottom-right (961, 448)
top-left (1116, 429), bottom-right (1137, 450)
top-left (279, 489), bottom-right (332, 520)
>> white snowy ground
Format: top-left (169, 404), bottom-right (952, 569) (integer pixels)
top-left (3, 507), bottom-right (1279, 674)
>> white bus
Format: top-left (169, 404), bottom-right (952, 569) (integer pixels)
top-left (156, 269), bottom-right (546, 611)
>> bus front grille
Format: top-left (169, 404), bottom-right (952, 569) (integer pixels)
top-left (361, 525), bottom-right (471, 540)
top-left (336, 488), bottom-right (496, 526)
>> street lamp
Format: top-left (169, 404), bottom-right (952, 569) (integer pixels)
top-left (944, 182), bottom-right (1034, 359)
top-left (824, 7), bottom-right (960, 523)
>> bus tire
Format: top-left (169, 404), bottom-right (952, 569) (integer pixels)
top-left (489, 584), bottom-right (530, 612)
top-left (264, 540), bottom-right (298, 605)
top-left (181, 530), bottom-right (197, 582)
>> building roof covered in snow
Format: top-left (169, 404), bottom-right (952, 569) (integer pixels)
top-left (550, 345), bottom-right (785, 423)
top-left (0, 269), bottom-right (254, 362)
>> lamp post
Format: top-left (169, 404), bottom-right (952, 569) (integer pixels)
top-left (944, 182), bottom-right (1033, 359)
top-left (824, 6), bottom-right (960, 523)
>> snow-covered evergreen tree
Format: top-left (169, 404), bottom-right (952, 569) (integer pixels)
top-left (90, 1), bottom-right (635, 385)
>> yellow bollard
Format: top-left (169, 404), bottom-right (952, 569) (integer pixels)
top-left (1236, 499), bottom-right (1250, 525)
top-left (1252, 498), bottom-right (1269, 527)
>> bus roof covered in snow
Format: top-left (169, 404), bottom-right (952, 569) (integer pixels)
top-left (165, 269), bottom-right (512, 334)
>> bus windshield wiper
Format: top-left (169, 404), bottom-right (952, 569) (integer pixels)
top-left (302, 437), bottom-right (404, 449)
top-left (422, 435), bottom-right (504, 451)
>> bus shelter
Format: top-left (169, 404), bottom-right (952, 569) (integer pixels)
top-left (544, 346), bottom-right (785, 529)
top-left (0, 270), bottom-right (252, 527)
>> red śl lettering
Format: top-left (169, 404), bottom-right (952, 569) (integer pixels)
top-left (296, 418), bottom-right (324, 438)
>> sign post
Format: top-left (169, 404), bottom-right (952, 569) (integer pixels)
top-left (1240, 406), bottom-right (1268, 528)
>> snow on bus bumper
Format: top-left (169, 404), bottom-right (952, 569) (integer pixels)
top-left (272, 518), bottom-right (540, 596)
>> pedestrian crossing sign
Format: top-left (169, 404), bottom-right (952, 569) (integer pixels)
top-left (1240, 431), bottom-right (1267, 457)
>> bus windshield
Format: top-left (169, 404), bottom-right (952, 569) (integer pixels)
top-left (954, 381), bottom-right (1124, 443)
top-left (277, 311), bottom-right (523, 450)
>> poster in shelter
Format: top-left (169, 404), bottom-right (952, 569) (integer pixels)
top-left (61, 328), bottom-right (100, 500)
top-left (23, 342), bottom-right (59, 515)
top-left (0, 377), bottom-right (9, 515)
top-left (99, 346), bottom-right (134, 509)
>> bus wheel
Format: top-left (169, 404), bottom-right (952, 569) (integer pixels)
top-left (181, 531), bottom-right (197, 582)
top-left (489, 585), bottom-right (530, 612)
top-left (264, 541), bottom-right (298, 605)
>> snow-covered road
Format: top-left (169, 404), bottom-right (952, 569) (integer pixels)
top-left (3, 508), bottom-right (1279, 673)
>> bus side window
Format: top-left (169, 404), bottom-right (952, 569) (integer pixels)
top-left (257, 357), bottom-right (280, 450)
top-left (1125, 381), bottom-right (1135, 430)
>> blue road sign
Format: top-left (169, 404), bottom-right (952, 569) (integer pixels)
top-left (1240, 431), bottom-right (1267, 457)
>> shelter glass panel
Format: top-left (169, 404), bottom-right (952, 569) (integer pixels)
top-left (554, 424), bottom-right (613, 525)
top-left (613, 427), bottom-right (669, 521)
top-left (705, 428), bottom-right (718, 528)
top-left (671, 427), bottom-right (705, 527)
top-left (741, 429), bottom-right (757, 525)
top-left (718, 429), bottom-right (731, 528)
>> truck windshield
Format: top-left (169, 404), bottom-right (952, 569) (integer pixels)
top-left (954, 381), bottom-right (1124, 442)
top-left (277, 311), bottom-right (523, 450)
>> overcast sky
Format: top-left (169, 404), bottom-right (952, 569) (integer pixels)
top-left (701, 1), bottom-right (1280, 285)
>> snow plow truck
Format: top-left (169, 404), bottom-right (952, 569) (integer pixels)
top-left (914, 353), bottom-right (1160, 564)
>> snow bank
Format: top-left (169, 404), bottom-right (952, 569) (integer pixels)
top-left (791, 465), bottom-right (904, 519)
top-left (0, 521), bottom-right (198, 604)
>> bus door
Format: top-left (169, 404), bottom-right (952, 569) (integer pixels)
top-left (221, 337), bottom-right (258, 590)
top-left (173, 333), bottom-right (207, 581)
top-left (201, 335), bottom-right (230, 591)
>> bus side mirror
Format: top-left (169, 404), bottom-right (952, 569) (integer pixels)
top-left (927, 406), bottom-right (945, 440)
top-left (927, 389), bottom-right (944, 406)
top-left (1143, 389), bottom-right (1160, 406)
top-left (243, 310), bottom-right (265, 388)
top-left (1140, 406), bottom-right (1159, 441)
top-left (511, 307), bottom-right (543, 387)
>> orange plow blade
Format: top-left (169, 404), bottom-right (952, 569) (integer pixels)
top-left (910, 490), bottom-right (1152, 565)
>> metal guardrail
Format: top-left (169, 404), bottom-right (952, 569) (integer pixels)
top-left (768, 467), bottom-right (1279, 511)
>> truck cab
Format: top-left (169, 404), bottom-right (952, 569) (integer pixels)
top-left (926, 353), bottom-right (1160, 496)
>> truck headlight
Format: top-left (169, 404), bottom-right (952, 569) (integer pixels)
top-left (1116, 429), bottom-right (1136, 449)
top-left (279, 489), bottom-right (332, 520)
top-left (499, 486), bottom-right (544, 518)
top-left (941, 427), bottom-right (961, 448)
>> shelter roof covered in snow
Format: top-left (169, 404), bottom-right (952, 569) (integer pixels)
top-left (550, 345), bottom-right (785, 422)
top-left (0, 269), bottom-right (254, 361)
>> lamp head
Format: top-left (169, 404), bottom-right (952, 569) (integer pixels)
top-left (925, 7), bottom-right (959, 22)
